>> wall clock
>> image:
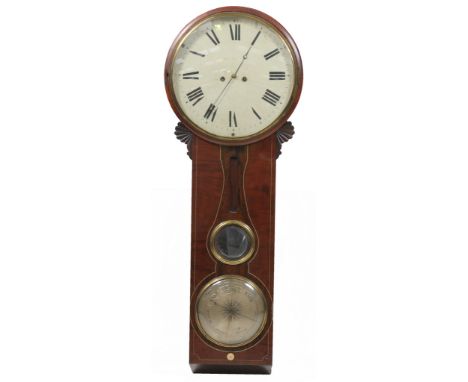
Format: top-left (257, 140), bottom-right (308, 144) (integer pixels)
top-left (164, 6), bottom-right (302, 374)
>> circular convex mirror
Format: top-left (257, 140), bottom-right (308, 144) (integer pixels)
top-left (210, 220), bottom-right (255, 264)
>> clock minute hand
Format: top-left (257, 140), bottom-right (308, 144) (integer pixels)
top-left (232, 44), bottom-right (253, 77)
top-left (212, 76), bottom-right (234, 105)
top-left (211, 45), bottom-right (254, 107)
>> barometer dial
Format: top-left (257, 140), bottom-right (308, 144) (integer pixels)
top-left (195, 275), bottom-right (268, 347)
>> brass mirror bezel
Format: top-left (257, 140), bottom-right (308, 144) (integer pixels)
top-left (209, 220), bottom-right (256, 265)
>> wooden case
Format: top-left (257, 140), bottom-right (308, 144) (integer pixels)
top-left (166, 6), bottom-right (302, 374)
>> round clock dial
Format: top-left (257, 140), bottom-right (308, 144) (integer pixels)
top-left (195, 275), bottom-right (268, 347)
top-left (165, 8), bottom-right (302, 144)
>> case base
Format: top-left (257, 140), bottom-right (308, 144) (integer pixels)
top-left (190, 363), bottom-right (271, 374)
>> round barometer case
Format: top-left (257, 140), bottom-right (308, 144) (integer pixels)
top-left (165, 6), bottom-right (302, 374)
top-left (165, 7), bottom-right (302, 145)
top-left (195, 275), bottom-right (268, 348)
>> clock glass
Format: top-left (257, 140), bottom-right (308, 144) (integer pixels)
top-left (168, 11), bottom-right (298, 141)
top-left (195, 275), bottom-right (268, 347)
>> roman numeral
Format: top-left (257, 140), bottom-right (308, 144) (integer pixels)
top-left (189, 50), bottom-right (205, 57)
top-left (229, 111), bottom-right (238, 127)
top-left (204, 103), bottom-right (218, 121)
top-left (182, 71), bottom-right (199, 80)
top-left (229, 24), bottom-right (240, 40)
top-left (206, 29), bottom-right (220, 46)
top-left (262, 89), bottom-right (281, 106)
top-left (186, 87), bottom-right (204, 105)
top-left (264, 48), bottom-right (280, 60)
top-left (251, 107), bottom-right (262, 120)
top-left (269, 71), bottom-right (285, 80)
top-left (251, 31), bottom-right (261, 46)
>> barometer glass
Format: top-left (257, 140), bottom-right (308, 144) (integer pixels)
top-left (195, 275), bottom-right (268, 347)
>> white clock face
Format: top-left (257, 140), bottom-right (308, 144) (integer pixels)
top-left (169, 12), bottom-right (297, 140)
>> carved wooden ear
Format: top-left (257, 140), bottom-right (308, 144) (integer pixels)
top-left (174, 122), bottom-right (193, 159)
top-left (276, 121), bottom-right (295, 159)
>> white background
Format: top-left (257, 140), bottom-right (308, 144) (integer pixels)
top-left (1, 1), bottom-right (467, 381)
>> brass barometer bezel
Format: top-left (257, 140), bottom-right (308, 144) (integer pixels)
top-left (194, 275), bottom-right (269, 349)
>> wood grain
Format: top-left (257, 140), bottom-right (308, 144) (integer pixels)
top-left (188, 135), bottom-right (277, 373)
top-left (166, 6), bottom-right (302, 374)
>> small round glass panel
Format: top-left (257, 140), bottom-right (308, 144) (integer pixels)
top-left (214, 224), bottom-right (252, 261)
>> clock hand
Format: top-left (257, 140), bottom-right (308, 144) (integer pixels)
top-left (232, 45), bottom-right (253, 77)
top-left (210, 45), bottom-right (254, 108)
top-left (212, 76), bottom-right (234, 105)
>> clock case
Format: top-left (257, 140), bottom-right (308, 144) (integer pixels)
top-left (165, 6), bottom-right (303, 374)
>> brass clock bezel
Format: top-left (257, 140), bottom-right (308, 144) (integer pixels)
top-left (164, 6), bottom-right (303, 146)
top-left (209, 220), bottom-right (256, 265)
top-left (194, 275), bottom-right (269, 349)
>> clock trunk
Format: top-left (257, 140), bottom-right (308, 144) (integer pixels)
top-left (188, 135), bottom-right (277, 374)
